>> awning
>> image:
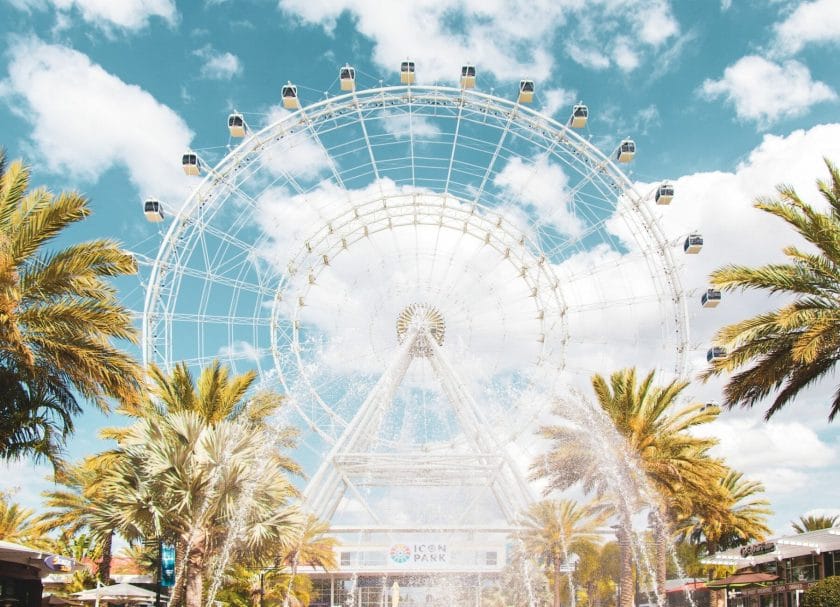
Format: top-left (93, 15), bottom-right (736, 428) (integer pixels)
top-left (706, 572), bottom-right (779, 589)
top-left (666, 581), bottom-right (707, 593)
top-left (74, 583), bottom-right (158, 603)
top-left (0, 540), bottom-right (82, 576)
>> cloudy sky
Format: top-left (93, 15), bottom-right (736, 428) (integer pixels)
top-left (1, 0), bottom-right (840, 537)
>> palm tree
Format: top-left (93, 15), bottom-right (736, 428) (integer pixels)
top-left (0, 149), bottom-right (141, 467)
top-left (791, 514), bottom-right (839, 533)
top-left (51, 532), bottom-right (101, 592)
top-left (120, 360), bottom-right (300, 474)
top-left (102, 409), bottom-right (303, 607)
top-left (702, 158), bottom-right (840, 421)
top-left (521, 499), bottom-right (609, 607)
top-left (0, 363), bottom-right (78, 465)
top-left (534, 368), bottom-right (725, 605)
top-left (0, 491), bottom-right (50, 547)
top-left (276, 515), bottom-right (337, 607)
top-left (677, 470), bottom-right (771, 555)
top-left (37, 459), bottom-right (119, 582)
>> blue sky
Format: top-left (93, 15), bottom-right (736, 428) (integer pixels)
top-left (1, 0), bottom-right (840, 538)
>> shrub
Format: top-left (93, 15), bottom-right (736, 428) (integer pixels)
top-left (804, 576), bottom-right (840, 607)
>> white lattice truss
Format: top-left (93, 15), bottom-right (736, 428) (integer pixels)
top-left (303, 312), bottom-right (535, 526)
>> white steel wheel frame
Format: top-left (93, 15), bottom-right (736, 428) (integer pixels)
top-left (141, 84), bottom-right (689, 522)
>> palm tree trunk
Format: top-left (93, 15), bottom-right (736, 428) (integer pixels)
top-left (554, 561), bottom-right (562, 607)
top-left (98, 530), bottom-right (113, 584)
top-left (183, 530), bottom-right (207, 607)
top-left (650, 512), bottom-right (667, 602)
top-left (167, 539), bottom-right (188, 607)
top-left (616, 526), bottom-right (634, 607)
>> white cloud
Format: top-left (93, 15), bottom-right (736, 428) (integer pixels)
top-left (613, 37), bottom-right (641, 72)
top-left (633, 1), bottom-right (679, 46)
top-left (259, 105), bottom-right (332, 182)
top-left (493, 155), bottom-right (583, 237)
top-left (773, 0), bottom-right (840, 55)
top-left (701, 56), bottom-right (836, 126)
top-left (539, 87), bottom-right (578, 119)
top-left (696, 417), bottom-right (834, 494)
top-left (194, 45), bottom-right (242, 80)
top-left (380, 111), bottom-right (442, 140)
top-left (11, 0), bottom-right (177, 31)
top-left (277, 0), bottom-right (679, 82)
top-left (565, 42), bottom-right (611, 71)
top-left (0, 37), bottom-right (193, 206)
top-left (0, 460), bottom-right (52, 512)
top-left (218, 340), bottom-right (262, 363)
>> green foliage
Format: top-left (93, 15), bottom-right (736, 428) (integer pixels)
top-left (0, 149), bottom-right (140, 467)
top-left (676, 470), bottom-right (771, 554)
top-left (792, 514), bottom-right (840, 533)
top-left (0, 490), bottom-right (51, 548)
top-left (803, 575), bottom-right (840, 607)
top-left (575, 541), bottom-right (621, 607)
top-left (98, 362), bottom-right (305, 607)
top-left (666, 541), bottom-right (704, 579)
top-left (703, 158), bottom-right (840, 421)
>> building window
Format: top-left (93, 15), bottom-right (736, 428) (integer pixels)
top-left (485, 551), bottom-right (497, 566)
top-left (785, 555), bottom-right (818, 583)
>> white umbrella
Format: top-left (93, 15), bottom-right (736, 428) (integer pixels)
top-left (74, 583), bottom-right (158, 603)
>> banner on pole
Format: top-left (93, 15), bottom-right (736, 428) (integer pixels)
top-left (161, 544), bottom-right (176, 588)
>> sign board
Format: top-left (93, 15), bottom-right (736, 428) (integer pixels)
top-left (44, 555), bottom-right (73, 572)
top-left (388, 543), bottom-right (448, 568)
top-left (740, 542), bottom-right (776, 557)
top-left (161, 544), bottom-right (176, 588)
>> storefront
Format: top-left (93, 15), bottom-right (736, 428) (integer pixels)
top-left (304, 531), bottom-right (508, 607)
top-left (702, 526), bottom-right (840, 607)
top-left (0, 541), bottom-right (80, 607)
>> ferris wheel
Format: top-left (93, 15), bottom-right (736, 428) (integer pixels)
top-left (141, 64), bottom-right (690, 528)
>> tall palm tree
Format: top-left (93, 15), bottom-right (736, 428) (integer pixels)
top-left (0, 150), bottom-right (141, 467)
top-left (702, 158), bottom-right (840, 421)
top-left (534, 368), bottom-right (725, 605)
top-left (120, 360), bottom-right (300, 474)
top-left (102, 409), bottom-right (303, 607)
top-left (521, 499), bottom-right (609, 607)
top-left (791, 514), bottom-right (839, 533)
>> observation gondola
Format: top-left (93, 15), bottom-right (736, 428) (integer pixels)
top-left (701, 288), bottom-right (722, 308)
top-left (400, 61), bottom-right (415, 84)
top-left (518, 79), bottom-right (534, 103)
top-left (228, 112), bottom-right (246, 138)
top-left (616, 139), bottom-right (636, 163)
top-left (684, 233), bottom-right (703, 254)
top-left (181, 151), bottom-right (200, 176)
top-left (460, 64), bottom-right (476, 89)
top-left (655, 183), bottom-right (674, 205)
top-left (282, 82), bottom-right (300, 109)
top-left (340, 65), bottom-right (356, 91)
top-left (570, 103), bottom-right (588, 128)
top-left (144, 198), bottom-right (164, 222)
top-left (707, 347), bottom-right (727, 362)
